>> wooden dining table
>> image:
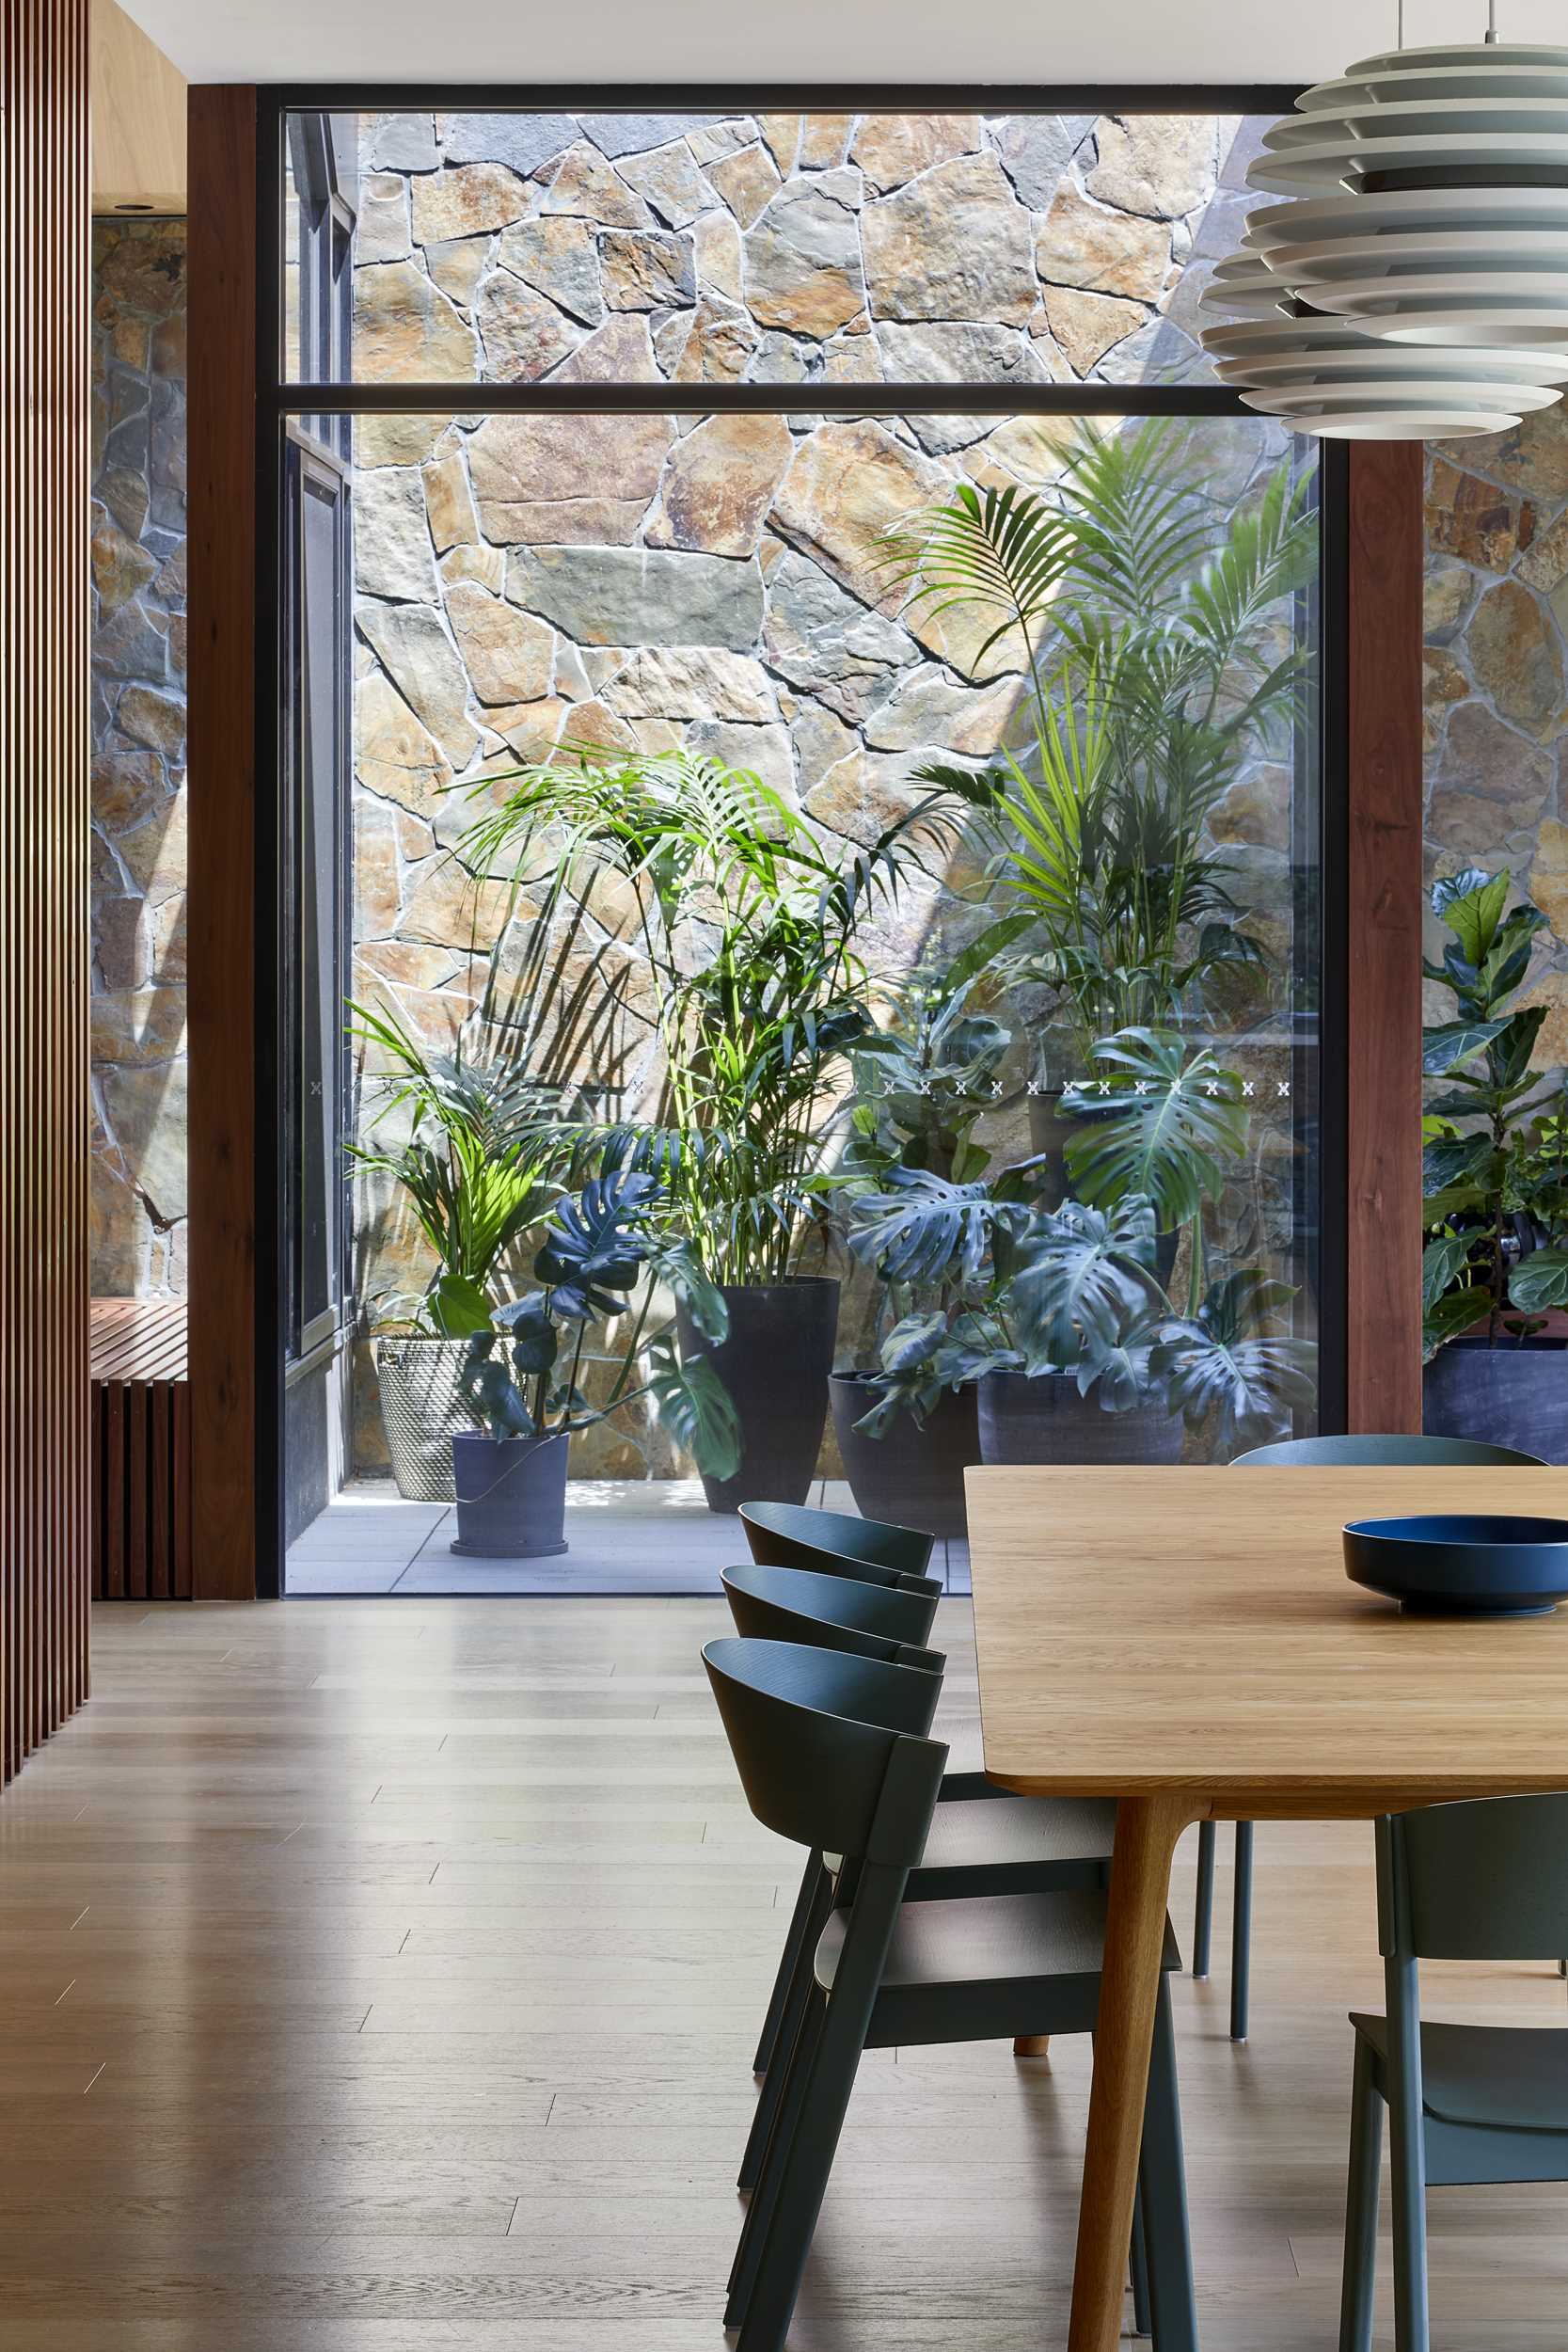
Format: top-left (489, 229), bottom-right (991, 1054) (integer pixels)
top-left (965, 1461), bottom-right (1568, 2352)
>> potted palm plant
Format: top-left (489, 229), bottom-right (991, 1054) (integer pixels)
top-left (885, 419), bottom-right (1316, 1178)
top-left (458, 750), bottom-right (964, 1513)
top-left (1420, 868), bottom-right (1568, 1460)
top-left (348, 999), bottom-right (583, 1500)
top-left (436, 1169), bottom-right (739, 1556)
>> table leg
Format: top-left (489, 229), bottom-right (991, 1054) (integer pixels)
top-left (1069, 1792), bottom-right (1204, 2352)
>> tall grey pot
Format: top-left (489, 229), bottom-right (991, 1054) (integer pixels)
top-left (678, 1277), bottom-right (840, 1516)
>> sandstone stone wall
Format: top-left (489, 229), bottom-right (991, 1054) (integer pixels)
top-left (351, 108), bottom-right (1260, 390)
top-left (89, 218), bottom-right (188, 1297)
top-left (343, 111), bottom-right (1309, 1477)
top-left (1425, 409), bottom-right (1568, 1061)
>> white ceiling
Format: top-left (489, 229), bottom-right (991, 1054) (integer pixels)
top-left (115, 0), bottom-right (1567, 90)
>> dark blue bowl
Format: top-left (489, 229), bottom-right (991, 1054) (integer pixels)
top-left (1343, 1514), bottom-right (1568, 1617)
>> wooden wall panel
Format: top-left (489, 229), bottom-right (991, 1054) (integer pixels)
top-left (186, 87), bottom-right (260, 1600)
top-left (0, 0), bottom-right (92, 1785)
top-left (1345, 440), bottom-right (1426, 1435)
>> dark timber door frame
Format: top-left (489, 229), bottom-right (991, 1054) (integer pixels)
top-left (185, 84), bottom-right (1426, 1600)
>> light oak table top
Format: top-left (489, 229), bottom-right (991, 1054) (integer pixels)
top-left (967, 1463), bottom-right (1568, 1812)
top-left (964, 1460), bottom-right (1568, 2352)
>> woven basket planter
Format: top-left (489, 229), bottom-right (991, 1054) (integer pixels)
top-left (372, 1336), bottom-right (471, 1502)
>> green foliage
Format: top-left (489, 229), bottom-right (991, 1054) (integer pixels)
top-left (456, 749), bottom-right (965, 1286)
top-left (347, 999), bottom-right (583, 1332)
top-left (1419, 869), bottom-right (1568, 1359)
top-left (455, 1170), bottom-right (739, 1479)
top-left (1062, 1027), bottom-right (1249, 1262)
top-left (845, 1159), bottom-right (1309, 1456)
top-left (1149, 1272), bottom-right (1316, 1454)
top-left (888, 420), bottom-right (1316, 1064)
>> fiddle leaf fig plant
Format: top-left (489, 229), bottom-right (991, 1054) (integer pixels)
top-left (1419, 868), bottom-right (1568, 1357)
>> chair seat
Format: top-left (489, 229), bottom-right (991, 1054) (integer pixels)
top-left (1353, 2011), bottom-right (1568, 2135)
top-left (817, 1886), bottom-right (1181, 1994)
top-left (919, 1793), bottom-right (1117, 1875)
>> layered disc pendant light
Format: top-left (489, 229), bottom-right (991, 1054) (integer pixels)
top-left (1200, 5), bottom-right (1568, 437)
top-left (1199, 253), bottom-right (1568, 438)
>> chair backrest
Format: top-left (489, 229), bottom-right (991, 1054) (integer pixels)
top-left (1233, 1433), bottom-right (1545, 1469)
top-left (721, 1562), bottom-right (942, 1671)
top-left (703, 1636), bottom-right (946, 1867)
top-left (1378, 1796), bottom-right (1568, 1961)
top-left (740, 1500), bottom-right (936, 1583)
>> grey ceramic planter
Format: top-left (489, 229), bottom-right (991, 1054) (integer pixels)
top-left (829, 1374), bottom-right (980, 1541)
top-left (977, 1369), bottom-right (1184, 1466)
top-left (677, 1277), bottom-right (839, 1516)
top-left (450, 1430), bottom-right (570, 1557)
top-left (1422, 1338), bottom-right (1568, 1465)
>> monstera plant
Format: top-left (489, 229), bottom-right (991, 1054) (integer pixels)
top-left (848, 1169), bottom-right (1312, 1465)
top-left (1420, 868), bottom-right (1568, 1462)
top-left (435, 1170), bottom-right (740, 1560)
top-left (825, 942), bottom-right (1031, 1536)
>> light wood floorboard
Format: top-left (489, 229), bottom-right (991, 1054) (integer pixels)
top-left (0, 1597), bottom-right (1563, 2348)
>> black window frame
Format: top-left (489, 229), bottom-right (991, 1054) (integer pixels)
top-left (253, 85), bottom-right (1351, 1596)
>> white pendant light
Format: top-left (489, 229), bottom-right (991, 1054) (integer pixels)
top-left (1244, 10), bottom-right (1568, 351)
top-left (1198, 253), bottom-right (1568, 438)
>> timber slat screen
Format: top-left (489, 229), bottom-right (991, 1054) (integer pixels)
top-left (90, 1303), bottom-right (191, 1602)
top-left (0, 0), bottom-right (91, 1784)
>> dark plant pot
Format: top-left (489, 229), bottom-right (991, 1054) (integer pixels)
top-left (829, 1373), bottom-right (980, 1542)
top-left (1422, 1337), bottom-right (1568, 1466)
top-left (678, 1277), bottom-right (839, 1516)
top-left (976, 1369), bottom-right (1184, 1467)
top-left (450, 1430), bottom-right (570, 1558)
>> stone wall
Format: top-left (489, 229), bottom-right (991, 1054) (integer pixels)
top-left (351, 107), bottom-right (1261, 390)
top-left (343, 111), bottom-right (1306, 1477)
top-left (89, 218), bottom-right (188, 1296)
top-left (1425, 407), bottom-right (1568, 1057)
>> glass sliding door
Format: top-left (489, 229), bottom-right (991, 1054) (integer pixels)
top-left (266, 101), bottom-right (1340, 1593)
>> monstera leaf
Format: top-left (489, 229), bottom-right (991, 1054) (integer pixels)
top-left (534, 1169), bottom-right (657, 1321)
top-left (645, 1338), bottom-right (741, 1482)
top-left (847, 1168), bottom-right (1025, 1292)
top-left (1006, 1197), bottom-right (1165, 1374)
top-left (1148, 1271), bottom-right (1314, 1454)
top-left (457, 1334), bottom-right (538, 1438)
top-left (1063, 1028), bottom-right (1248, 1231)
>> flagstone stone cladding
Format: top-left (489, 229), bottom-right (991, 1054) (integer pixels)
top-left (1424, 409), bottom-right (1568, 1067)
top-left (350, 108), bottom-right (1263, 389)
top-left (88, 217), bottom-right (188, 1298)
top-left (344, 111), bottom-right (1302, 1478)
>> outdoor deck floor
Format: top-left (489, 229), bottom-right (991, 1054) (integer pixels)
top-left (285, 1479), bottom-right (973, 1597)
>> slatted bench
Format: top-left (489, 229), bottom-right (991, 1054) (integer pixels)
top-left (90, 1299), bottom-right (191, 1600)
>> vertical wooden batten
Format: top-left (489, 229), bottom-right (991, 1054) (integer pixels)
top-left (186, 87), bottom-right (261, 1600)
top-left (0, 0), bottom-right (92, 1783)
top-left (1344, 440), bottom-right (1426, 1434)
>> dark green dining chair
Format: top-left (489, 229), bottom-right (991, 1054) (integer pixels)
top-left (1194, 1432), bottom-right (1548, 2041)
top-left (740, 1498), bottom-right (937, 1585)
top-left (721, 1558), bottom-right (1117, 2146)
top-left (705, 1636), bottom-right (1196, 2352)
top-left (721, 1561), bottom-right (941, 1666)
top-left (1233, 1435), bottom-right (1544, 1470)
top-left (1339, 1795), bottom-right (1568, 2352)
